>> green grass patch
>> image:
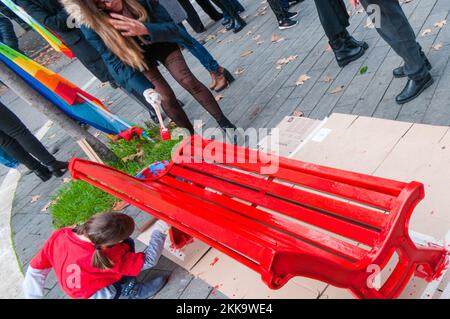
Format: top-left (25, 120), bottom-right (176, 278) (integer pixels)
top-left (50, 126), bottom-right (180, 229)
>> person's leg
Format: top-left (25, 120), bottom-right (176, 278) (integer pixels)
top-left (359, 0), bottom-right (428, 81)
top-left (267, 0), bottom-right (288, 21)
top-left (177, 0), bottom-right (206, 33)
top-left (0, 16), bottom-right (19, 51)
top-left (0, 103), bottom-right (56, 167)
top-left (313, 0), bottom-right (367, 67)
top-left (143, 66), bottom-right (195, 134)
top-left (67, 39), bottom-right (112, 83)
top-left (230, 0), bottom-right (245, 12)
top-left (195, 0), bottom-right (223, 21)
top-left (211, 0), bottom-right (246, 32)
top-left (0, 130), bottom-right (42, 170)
top-left (177, 24), bottom-right (219, 73)
top-left (161, 49), bottom-right (233, 128)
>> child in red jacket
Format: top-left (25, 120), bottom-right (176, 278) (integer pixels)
top-left (23, 212), bottom-right (169, 299)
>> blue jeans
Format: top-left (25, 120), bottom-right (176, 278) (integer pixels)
top-left (222, 0), bottom-right (245, 20)
top-left (177, 24), bottom-right (219, 73)
top-left (0, 15), bottom-right (19, 50)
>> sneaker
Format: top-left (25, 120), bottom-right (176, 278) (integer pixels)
top-left (286, 11), bottom-right (298, 20)
top-left (278, 18), bottom-right (298, 30)
top-left (127, 276), bottom-right (168, 299)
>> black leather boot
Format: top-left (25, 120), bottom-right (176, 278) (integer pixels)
top-left (395, 73), bottom-right (434, 105)
top-left (330, 37), bottom-right (366, 68)
top-left (47, 161), bottom-right (69, 177)
top-left (233, 16), bottom-right (247, 33)
top-left (342, 31), bottom-right (369, 50)
top-left (34, 165), bottom-right (52, 182)
top-left (393, 59), bottom-right (433, 78)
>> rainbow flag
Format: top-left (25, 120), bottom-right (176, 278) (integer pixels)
top-left (1, 0), bottom-right (74, 58)
top-left (0, 42), bottom-right (146, 141)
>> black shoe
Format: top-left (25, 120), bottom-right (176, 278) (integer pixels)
top-left (222, 18), bottom-right (232, 26)
top-left (278, 18), bottom-right (298, 30)
top-left (233, 16), bottom-right (247, 33)
top-left (343, 33), bottom-right (369, 50)
top-left (393, 59), bottom-right (433, 78)
top-left (47, 161), bottom-right (69, 177)
top-left (34, 165), bottom-right (52, 182)
top-left (212, 13), bottom-right (224, 22)
top-left (194, 26), bottom-right (207, 34)
top-left (330, 37), bottom-right (366, 68)
top-left (285, 11), bottom-right (299, 20)
top-left (127, 276), bottom-right (168, 299)
top-left (395, 73), bottom-right (434, 105)
top-left (225, 19), bottom-right (235, 31)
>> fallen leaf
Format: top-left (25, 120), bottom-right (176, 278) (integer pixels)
top-left (252, 34), bottom-right (261, 41)
top-left (31, 195), bottom-right (41, 203)
top-left (295, 74), bottom-right (311, 86)
top-left (256, 41), bottom-right (265, 46)
top-left (112, 201), bottom-right (130, 212)
top-left (41, 200), bottom-right (56, 213)
top-left (240, 50), bottom-right (254, 58)
top-left (324, 44), bottom-right (332, 52)
top-left (249, 106), bottom-right (262, 120)
top-left (215, 95), bottom-right (224, 102)
top-left (434, 20), bottom-right (447, 28)
top-left (122, 148), bottom-right (145, 162)
top-left (234, 68), bottom-right (245, 76)
top-left (291, 111), bottom-right (304, 117)
top-left (359, 66), bottom-right (369, 75)
top-left (271, 34), bottom-right (285, 43)
top-left (330, 85), bottom-right (344, 94)
top-left (322, 75), bottom-right (333, 83)
top-left (97, 82), bottom-right (107, 89)
top-left (421, 28), bottom-right (432, 36)
top-left (63, 178), bottom-right (71, 184)
top-left (246, 31), bottom-right (253, 36)
top-left (432, 43), bottom-right (443, 50)
top-left (276, 55), bottom-right (298, 69)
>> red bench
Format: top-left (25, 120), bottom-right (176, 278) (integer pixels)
top-left (69, 135), bottom-right (447, 299)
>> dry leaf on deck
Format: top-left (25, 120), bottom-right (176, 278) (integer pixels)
top-left (330, 85), bottom-right (344, 94)
top-left (291, 111), bottom-right (304, 117)
top-left (31, 195), bottom-right (41, 203)
top-left (434, 20), bottom-right (447, 28)
top-left (271, 34), bottom-right (285, 43)
top-left (252, 34), bottom-right (261, 41)
top-left (63, 178), bottom-right (71, 184)
top-left (234, 68), bottom-right (245, 75)
top-left (112, 201), bottom-right (130, 212)
top-left (432, 43), bottom-right (443, 51)
top-left (421, 28), bottom-right (432, 36)
top-left (241, 50), bottom-right (254, 57)
top-left (41, 200), bottom-right (56, 213)
top-left (323, 75), bottom-right (333, 83)
top-left (215, 95), bottom-right (224, 102)
top-left (256, 41), bottom-right (265, 46)
top-left (295, 74), bottom-right (311, 86)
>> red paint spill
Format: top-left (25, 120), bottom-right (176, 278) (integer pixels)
top-left (430, 211), bottom-right (434, 215)
top-left (210, 257), bottom-right (219, 267)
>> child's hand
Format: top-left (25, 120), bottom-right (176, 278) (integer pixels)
top-left (153, 220), bottom-right (170, 235)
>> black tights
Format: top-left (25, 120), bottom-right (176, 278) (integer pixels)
top-left (0, 102), bottom-right (55, 170)
top-left (144, 49), bottom-right (226, 134)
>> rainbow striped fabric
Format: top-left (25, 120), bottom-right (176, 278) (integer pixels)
top-left (1, 0), bottom-right (74, 58)
top-left (0, 42), bottom-right (143, 140)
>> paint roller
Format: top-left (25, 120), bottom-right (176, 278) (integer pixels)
top-left (143, 89), bottom-right (171, 141)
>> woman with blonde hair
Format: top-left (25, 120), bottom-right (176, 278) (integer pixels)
top-left (61, 0), bottom-right (236, 135)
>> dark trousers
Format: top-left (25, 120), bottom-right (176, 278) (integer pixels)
top-left (0, 16), bottom-right (19, 51)
top-left (359, 0), bottom-right (428, 80)
top-left (195, 0), bottom-right (223, 21)
top-left (113, 238), bottom-right (136, 298)
top-left (68, 39), bottom-right (112, 83)
top-left (267, 0), bottom-right (288, 21)
top-left (313, 0), bottom-right (350, 39)
top-left (0, 102), bottom-right (55, 170)
top-left (210, 0), bottom-right (241, 20)
top-left (177, 0), bottom-right (205, 33)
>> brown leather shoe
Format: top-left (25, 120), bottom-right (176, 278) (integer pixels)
top-left (211, 67), bottom-right (235, 92)
top-left (209, 71), bottom-right (217, 90)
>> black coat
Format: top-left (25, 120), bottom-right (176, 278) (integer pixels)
top-left (16, 0), bottom-right (82, 45)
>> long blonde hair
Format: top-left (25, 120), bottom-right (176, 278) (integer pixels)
top-left (64, 0), bottom-right (150, 71)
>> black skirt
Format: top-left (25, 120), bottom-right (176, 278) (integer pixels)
top-left (142, 42), bottom-right (180, 68)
